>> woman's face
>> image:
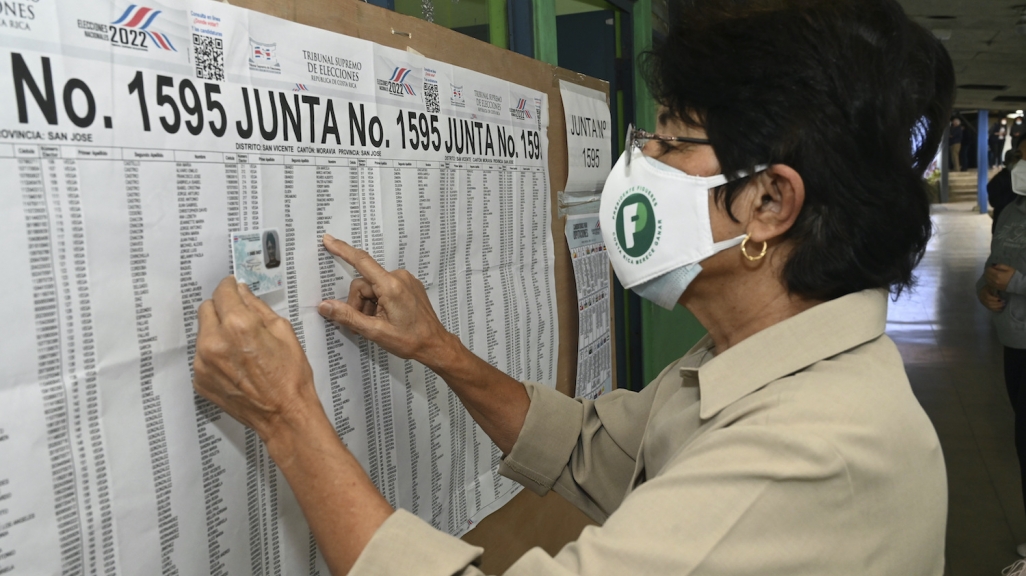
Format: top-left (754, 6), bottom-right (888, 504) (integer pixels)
top-left (641, 112), bottom-right (751, 247)
top-left (637, 112), bottom-right (767, 300)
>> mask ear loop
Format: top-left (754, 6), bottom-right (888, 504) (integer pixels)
top-left (729, 165), bottom-right (772, 262)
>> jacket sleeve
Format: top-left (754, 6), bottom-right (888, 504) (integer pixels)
top-left (977, 257), bottom-right (1026, 296)
top-left (977, 249), bottom-right (997, 296)
top-left (349, 427), bottom-right (863, 576)
top-left (348, 377), bottom-right (664, 576)
top-left (1005, 270), bottom-right (1026, 295)
top-left (498, 377), bottom-right (663, 522)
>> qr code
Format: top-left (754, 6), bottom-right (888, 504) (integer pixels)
top-left (424, 82), bottom-right (440, 113)
top-left (193, 34), bottom-right (225, 82)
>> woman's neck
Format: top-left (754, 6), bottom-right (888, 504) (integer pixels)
top-left (682, 275), bottom-right (821, 355)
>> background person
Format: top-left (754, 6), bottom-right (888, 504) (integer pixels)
top-left (993, 118), bottom-right (1010, 166)
top-left (1013, 116), bottom-right (1026, 143)
top-left (192, 0), bottom-right (954, 574)
top-left (951, 117), bottom-right (964, 171)
top-left (978, 135), bottom-right (1026, 560)
top-left (990, 146), bottom-right (1024, 232)
top-left (992, 128), bottom-right (1007, 169)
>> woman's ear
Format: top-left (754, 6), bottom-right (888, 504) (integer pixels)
top-left (745, 164), bottom-right (805, 244)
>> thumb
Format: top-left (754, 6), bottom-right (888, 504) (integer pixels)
top-left (319, 300), bottom-right (379, 336)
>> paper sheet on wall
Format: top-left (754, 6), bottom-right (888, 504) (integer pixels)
top-left (559, 80), bottom-right (612, 195)
top-left (565, 214), bottom-right (613, 400)
top-left (0, 0), bottom-right (559, 573)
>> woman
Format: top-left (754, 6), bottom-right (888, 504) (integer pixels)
top-left (979, 137), bottom-right (1026, 565)
top-left (193, 0), bottom-right (954, 573)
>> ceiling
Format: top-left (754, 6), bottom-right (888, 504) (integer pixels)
top-left (897, 0), bottom-right (1026, 115)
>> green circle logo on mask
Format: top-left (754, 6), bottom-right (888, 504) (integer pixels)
top-left (615, 193), bottom-right (657, 258)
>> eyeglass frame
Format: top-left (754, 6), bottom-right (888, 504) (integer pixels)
top-left (624, 122), bottom-right (712, 167)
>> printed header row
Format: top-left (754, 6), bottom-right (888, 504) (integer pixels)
top-left (0, 144), bottom-right (543, 170)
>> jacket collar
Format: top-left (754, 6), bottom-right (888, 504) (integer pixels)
top-left (679, 289), bottom-right (889, 420)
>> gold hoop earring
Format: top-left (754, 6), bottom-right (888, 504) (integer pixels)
top-left (741, 235), bottom-right (768, 261)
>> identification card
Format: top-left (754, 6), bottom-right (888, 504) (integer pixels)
top-left (231, 229), bottom-right (285, 296)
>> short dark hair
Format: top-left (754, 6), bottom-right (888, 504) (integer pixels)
top-left (642, 0), bottom-right (954, 300)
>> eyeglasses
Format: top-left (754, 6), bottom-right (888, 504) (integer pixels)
top-left (624, 122), bottom-right (711, 167)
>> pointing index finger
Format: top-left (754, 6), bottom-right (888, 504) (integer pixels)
top-left (323, 233), bottom-right (389, 285)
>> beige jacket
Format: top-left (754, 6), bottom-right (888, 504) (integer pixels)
top-left (351, 289), bottom-right (947, 575)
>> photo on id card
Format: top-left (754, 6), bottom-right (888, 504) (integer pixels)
top-left (232, 229), bottom-right (284, 296)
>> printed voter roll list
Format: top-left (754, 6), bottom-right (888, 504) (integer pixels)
top-left (0, 0), bottom-right (560, 574)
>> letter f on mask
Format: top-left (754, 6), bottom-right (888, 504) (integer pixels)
top-left (622, 202), bottom-right (647, 249)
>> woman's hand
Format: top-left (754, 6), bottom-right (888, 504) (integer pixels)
top-left (979, 285), bottom-right (1007, 312)
top-left (194, 277), bottom-right (393, 576)
top-left (318, 234), bottom-right (454, 364)
top-left (320, 234), bottom-right (529, 454)
top-left (193, 276), bottom-right (322, 440)
top-left (985, 264), bottom-right (1016, 292)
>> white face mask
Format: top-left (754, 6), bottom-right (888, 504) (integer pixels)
top-left (599, 148), bottom-right (765, 308)
top-left (1013, 161), bottom-right (1026, 196)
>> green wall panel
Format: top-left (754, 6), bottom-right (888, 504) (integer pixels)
top-left (488, 0), bottom-right (509, 48)
top-left (532, 0), bottom-right (558, 64)
top-left (640, 301), bottom-right (707, 385)
top-left (631, 0), bottom-right (655, 131)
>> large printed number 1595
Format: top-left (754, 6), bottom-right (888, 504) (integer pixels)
top-left (396, 110), bottom-right (441, 151)
top-left (127, 71), bottom-right (227, 136)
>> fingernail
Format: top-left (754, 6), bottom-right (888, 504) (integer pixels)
top-left (323, 233), bottom-right (334, 243)
top-left (318, 301), bottom-right (333, 316)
